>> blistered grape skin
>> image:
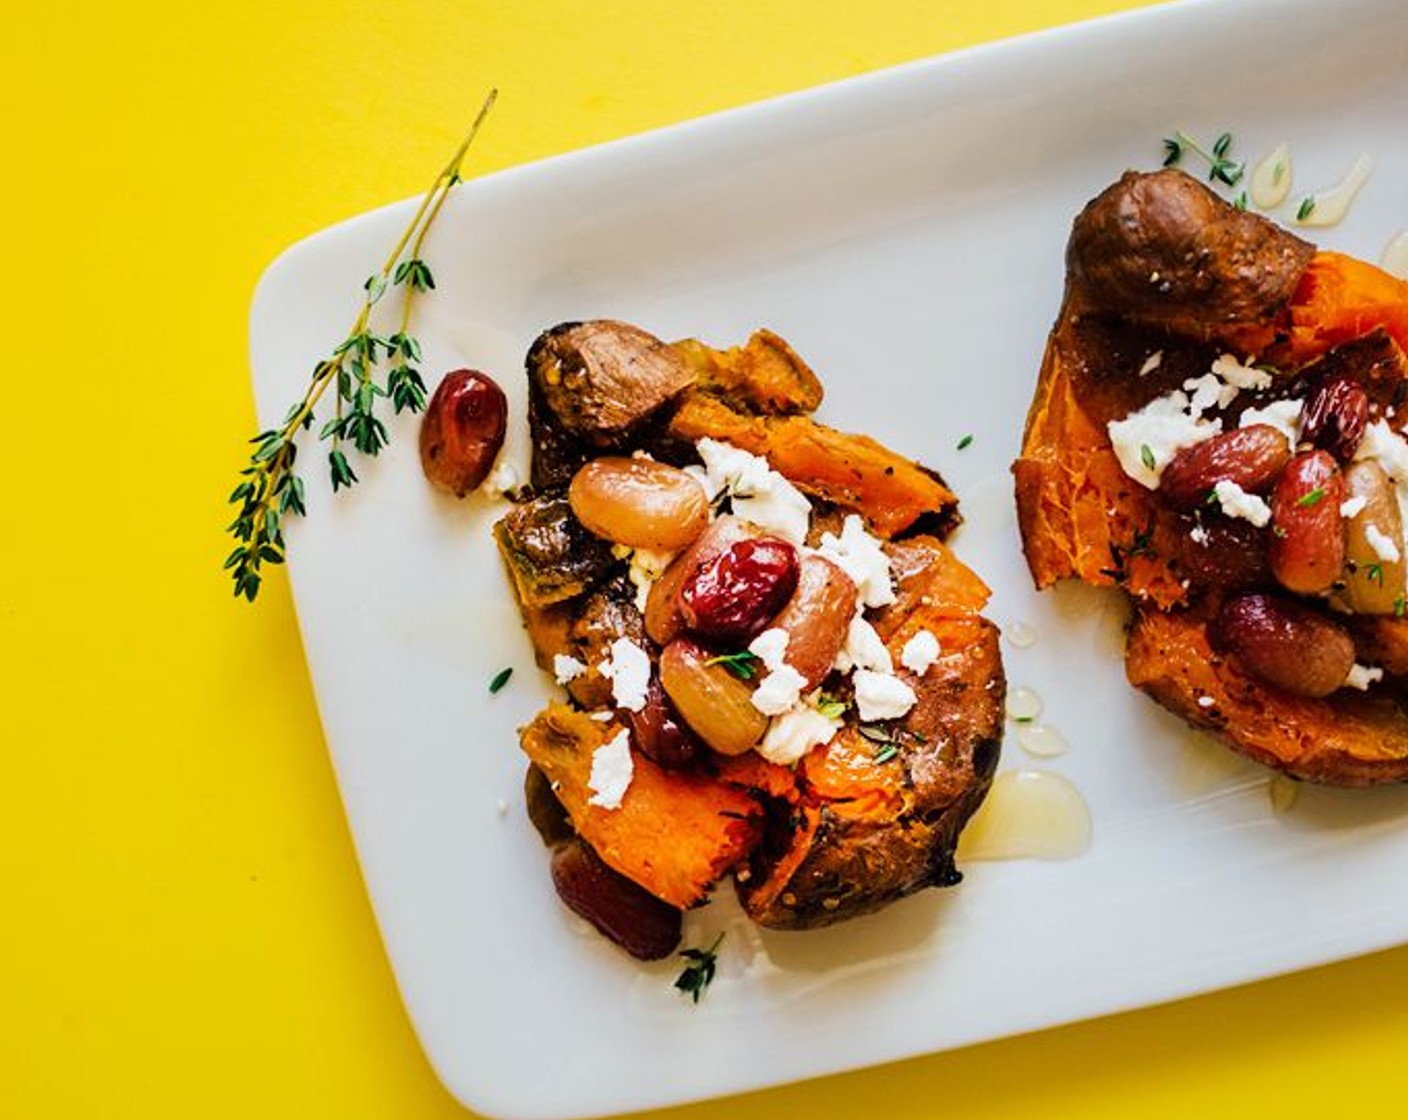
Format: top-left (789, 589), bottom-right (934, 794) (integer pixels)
top-left (679, 538), bottom-right (800, 644)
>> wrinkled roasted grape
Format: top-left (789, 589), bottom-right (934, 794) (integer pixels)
top-left (764, 555), bottom-right (856, 689)
top-left (622, 676), bottom-right (701, 769)
top-left (1335, 460), bottom-right (1407, 615)
top-left (679, 538), bottom-right (800, 643)
top-left (568, 457), bottom-right (709, 550)
top-left (550, 837), bottom-right (682, 960)
top-left (1160, 425), bottom-right (1291, 511)
top-left (645, 517), bottom-right (753, 646)
top-left (1214, 593), bottom-right (1355, 698)
top-left (1178, 517), bottom-right (1272, 591)
top-left (1268, 450), bottom-right (1345, 594)
top-left (1302, 375), bottom-right (1369, 463)
top-left (419, 369), bottom-right (508, 497)
top-left (659, 639), bottom-right (768, 757)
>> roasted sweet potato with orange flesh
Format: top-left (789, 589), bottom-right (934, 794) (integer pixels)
top-left (737, 537), bottom-right (1003, 929)
top-left (1126, 606), bottom-right (1408, 785)
top-left (1289, 252), bottom-right (1408, 364)
top-left (673, 328), bottom-right (824, 416)
top-left (668, 393), bottom-right (958, 538)
top-left (1349, 616), bottom-right (1408, 678)
top-left (520, 705), bottom-right (763, 909)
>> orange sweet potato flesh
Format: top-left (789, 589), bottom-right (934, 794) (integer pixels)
top-left (672, 328), bottom-right (824, 415)
top-left (1289, 251), bottom-right (1408, 364)
top-left (669, 393), bottom-right (958, 538)
top-left (1126, 605), bottom-right (1408, 785)
top-left (520, 704), bottom-right (763, 909)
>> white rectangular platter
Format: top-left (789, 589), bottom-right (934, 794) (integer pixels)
top-left (249, 0), bottom-right (1408, 1116)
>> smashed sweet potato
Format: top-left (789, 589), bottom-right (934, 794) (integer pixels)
top-left (668, 393), bottom-right (959, 538)
top-left (1014, 168), bottom-right (1408, 785)
top-left (502, 319), bottom-right (1002, 939)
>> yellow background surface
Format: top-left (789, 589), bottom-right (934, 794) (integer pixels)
top-left (6, 1), bottom-right (1406, 1116)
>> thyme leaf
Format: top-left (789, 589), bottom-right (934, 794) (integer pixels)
top-left (674, 933), bottom-right (724, 1004)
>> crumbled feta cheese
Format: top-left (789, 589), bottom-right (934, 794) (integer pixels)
top-left (692, 438), bottom-right (811, 545)
top-left (1108, 388), bottom-right (1223, 489)
top-left (1139, 350), bottom-right (1164, 376)
top-left (597, 638), bottom-right (651, 712)
top-left (1354, 420), bottom-right (1408, 535)
top-left (750, 663), bottom-right (808, 717)
top-left (1189, 524), bottom-right (1210, 545)
top-left (1344, 663), bottom-right (1384, 691)
top-left (553, 654), bottom-right (587, 685)
top-left (1197, 695), bottom-right (1215, 709)
top-left (757, 702), bottom-right (843, 765)
top-left (624, 547), bottom-right (675, 611)
top-left (1211, 353), bottom-right (1275, 392)
top-left (853, 669), bottom-right (917, 722)
top-left (1366, 524), bottom-right (1402, 562)
top-left (900, 630), bottom-right (941, 675)
top-left (1239, 398), bottom-right (1304, 445)
top-left (815, 515), bottom-right (895, 608)
top-left (1183, 372), bottom-right (1237, 414)
top-left (1213, 480), bottom-right (1272, 527)
top-left (586, 729), bottom-right (634, 809)
top-left (1341, 495), bottom-right (1369, 519)
top-left (484, 461), bottom-right (521, 498)
top-left (587, 710), bottom-right (615, 722)
top-left (833, 615), bottom-right (893, 674)
top-left (748, 628), bottom-right (791, 672)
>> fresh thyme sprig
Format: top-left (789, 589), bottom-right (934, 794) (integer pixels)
top-left (225, 90), bottom-right (498, 601)
top-left (705, 651), bottom-right (761, 680)
top-left (1162, 130), bottom-right (1244, 187)
top-left (674, 933), bottom-right (724, 1004)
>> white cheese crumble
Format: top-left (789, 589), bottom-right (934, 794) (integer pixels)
top-left (552, 654), bottom-right (587, 685)
top-left (1366, 524), bottom-right (1402, 563)
top-left (1239, 398), bottom-right (1304, 445)
top-left (586, 729), bottom-right (634, 809)
top-left (624, 547), bottom-right (675, 611)
top-left (1189, 524), bottom-right (1210, 545)
top-left (1211, 353), bottom-right (1275, 392)
top-left (899, 630), bottom-right (941, 675)
top-left (833, 615), bottom-right (893, 674)
top-left (587, 710), bottom-right (615, 722)
top-left (757, 702), bottom-right (843, 765)
top-left (483, 461), bottom-right (521, 499)
top-left (1340, 496), bottom-right (1369, 519)
top-left (597, 637), bottom-right (651, 712)
top-left (1212, 480), bottom-right (1272, 527)
top-left (1344, 663), bottom-right (1384, 691)
top-left (748, 628), bottom-right (791, 672)
top-left (1108, 387), bottom-right (1223, 489)
top-left (751, 663), bottom-right (808, 717)
top-left (1138, 350), bottom-right (1164, 376)
top-left (1197, 695), bottom-right (1216, 709)
top-left (853, 669), bottom-right (917, 722)
top-left (691, 438), bottom-right (812, 545)
top-left (815, 515), bottom-right (896, 608)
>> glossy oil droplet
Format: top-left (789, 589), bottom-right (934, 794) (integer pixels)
top-left (1381, 230), bottom-right (1408, 281)
top-left (1249, 141), bottom-right (1292, 209)
top-left (1006, 686), bottom-right (1043, 723)
top-left (1017, 723), bottom-right (1069, 758)
top-left (1006, 621), bottom-right (1038, 649)
top-left (957, 770), bottom-right (1092, 861)
top-left (1296, 153), bottom-right (1373, 228)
